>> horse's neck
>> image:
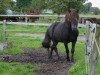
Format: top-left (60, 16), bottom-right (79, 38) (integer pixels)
top-left (63, 21), bottom-right (71, 29)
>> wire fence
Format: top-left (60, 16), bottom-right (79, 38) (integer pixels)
top-left (0, 15), bottom-right (92, 51)
top-left (0, 15), bottom-right (100, 75)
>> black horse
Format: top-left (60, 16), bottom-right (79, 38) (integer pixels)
top-left (42, 9), bottom-right (79, 61)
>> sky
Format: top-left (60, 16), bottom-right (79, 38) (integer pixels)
top-left (86, 0), bottom-right (100, 8)
top-left (12, 0), bottom-right (16, 2)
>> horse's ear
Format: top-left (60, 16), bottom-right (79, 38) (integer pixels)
top-left (68, 9), bottom-right (71, 13)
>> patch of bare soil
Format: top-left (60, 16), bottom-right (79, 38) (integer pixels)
top-left (0, 48), bottom-right (73, 75)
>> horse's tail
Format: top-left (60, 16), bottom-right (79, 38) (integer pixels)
top-left (42, 29), bottom-right (51, 48)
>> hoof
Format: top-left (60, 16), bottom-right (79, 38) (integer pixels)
top-left (71, 58), bottom-right (74, 62)
top-left (57, 57), bottom-right (61, 60)
top-left (67, 58), bottom-right (70, 62)
top-left (66, 56), bottom-right (70, 61)
top-left (48, 56), bottom-right (52, 59)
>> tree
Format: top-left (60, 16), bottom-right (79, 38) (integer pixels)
top-left (30, 0), bottom-right (47, 13)
top-left (46, 0), bottom-right (86, 14)
top-left (90, 7), bottom-right (100, 15)
top-left (16, 0), bottom-right (32, 13)
top-left (83, 2), bottom-right (92, 13)
top-left (16, 0), bottom-right (47, 14)
top-left (0, 0), bottom-right (11, 14)
top-left (16, 0), bottom-right (86, 14)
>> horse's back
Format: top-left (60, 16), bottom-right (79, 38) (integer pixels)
top-left (47, 22), bottom-right (78, 43)
top-left (48, 22), bottom-right (60, 38)
top-left (54, 22), bottom-right (69, 42)
top-left (48, 22), bottom-right (69, 42)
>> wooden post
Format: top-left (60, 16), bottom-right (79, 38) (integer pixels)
top-left (89, 25), bottom-right (100, 75)
top-left (82, 18), bottom-right (85, 24)
top-left (2, 20), bottom-right (7, 49)
top-left (85, 21), bottom-right (100, 75)
top-left (89, 38), bottom-right (98, 75)
top-left (85, 21), bottom-right (92, 75)
top-left (25, 16), bottom-right (28, 23)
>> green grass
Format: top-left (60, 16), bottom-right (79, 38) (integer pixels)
top-left (80, 14), bottom-right (100, 18)
top-left (0, 36), bottom-right (43, 55)
top-left (96, 50), bottom-right (100, 75)
top-left (6, 24), bottom-right (47, 33)
top-left (0, 24), bottom-right (2, 42)
top-left (0, 24), bottom-right (85, 36)
top-left (78, 28), bottom-right (86, 35)
top-left (68, 42), bottom-right (86, 75)
top-left (0, 62), bottom-right (39, 75)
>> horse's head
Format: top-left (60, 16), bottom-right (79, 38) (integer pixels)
top-left (65, 9), bottom-right (79, 30)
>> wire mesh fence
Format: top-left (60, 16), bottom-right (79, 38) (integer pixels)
top-left (0, 15), bottom-right (62, 51)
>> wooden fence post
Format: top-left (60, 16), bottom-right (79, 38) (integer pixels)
top-left (85, 21), bottom-right (92, 75)
top-left (2, 20), bottom-right (7, 49)
top-left (25, 16), bottom-right (28, 23)
top-left (85, 21), bottom-right (100, 75)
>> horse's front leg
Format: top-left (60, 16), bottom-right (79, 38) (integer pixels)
top-left (71, 41), bottom-right (76, 62)
top-left (64, 43), bottom-right (70, 61)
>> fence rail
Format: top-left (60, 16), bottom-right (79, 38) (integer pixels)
top-left (0, 15), bottom-right (87, 28)
top-left (0, 15), bottom-right (63, 23)
top-left (0, 14), bottom-right (99, 17)
top-left (0, 21), bottom-right (52, 26)
top-left (0, 14), bottom-right (99, 23)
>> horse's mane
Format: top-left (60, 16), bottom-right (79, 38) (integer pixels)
top-left (65, 9), bottom-right (79, 23)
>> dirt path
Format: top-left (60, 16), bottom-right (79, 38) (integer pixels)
top-left (0, 48), bottom-right (73, 75)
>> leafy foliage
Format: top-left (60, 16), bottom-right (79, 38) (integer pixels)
top-left (0, 0), bottom-right (11, 14)
top-left (83, 2), bottom-right (92, 13)
top-left (46, 0), bottom-right (86, 14)
top-left (31, 0), bottom-right (47, 10)
top-left (82, 2), bottom-right (100, 14)
top-left (15, 0), bottom-right (86, 14)
top-left (16, 0), bottom-right (32, 12)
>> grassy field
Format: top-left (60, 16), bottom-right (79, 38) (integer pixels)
top-left (0, 62), bottom-right (39, 75)
top-left (96, 57), bottom-right (100, 75)
top-left (0, 24), bottom-right (99, 75)
top-left (0, 24), bottom-right (86, 35)
top-left (80, 14), bottom-right (100, 18)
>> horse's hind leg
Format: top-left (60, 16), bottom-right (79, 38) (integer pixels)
top-left (47, 48), bottom-right (50, 58)
top-left (64, 43), bottom-right (70, 61)
top-left (71, 41), bottom-right (76, 62)
top-left (49, 41), bottom-right (59, 59)
top-left (53, 42), bottom-right (60, 60)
